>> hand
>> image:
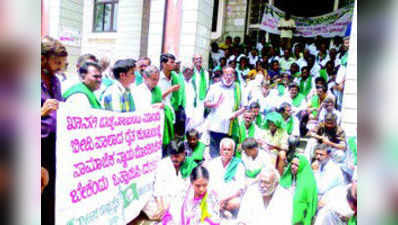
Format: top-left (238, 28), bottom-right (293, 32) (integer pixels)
top-left (321, 136), bottom-right (330, 145)
top-left (219, 199), bottom-right (227, 210)
top-left (170, 84), bottom-right (180, 92)
top-left (41, 99), bottom-right (59, 117)
top-left (311, 160), bottom-right (320, 170)
top-left (41, 167), bottom-right (49, 194)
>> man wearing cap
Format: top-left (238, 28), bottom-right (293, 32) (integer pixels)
top-left (311, 143), bottom-right (345, 199)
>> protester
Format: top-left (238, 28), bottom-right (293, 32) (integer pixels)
top-left (135, 56), bottom-right (151, 86)
top-left (101, 59), bottom-right (137, 112)
top-left (41, 36), bottom-right (68, 225)
top-left (280, 154), bottom-right (318, 225)
top-left (185, 129), bottom-right (210, 163)
top-left (240, 138), bottom-right (272, 180)
top-left (63, 61), bottom-right (103, 108)
top-left (204, 66), bottom-right (246, 157)
top-left (278, 12), bottom-right (296, 50)
top-left (237, 167), bottom-right (292, 225)
top-left (204, 138), bottom-right (245, 219)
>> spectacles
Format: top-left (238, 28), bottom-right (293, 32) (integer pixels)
top-left (316, 85), bottom-right (324, 89)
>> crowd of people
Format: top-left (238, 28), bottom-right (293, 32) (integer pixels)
top-left (41, 28), bottom-right (357, 225)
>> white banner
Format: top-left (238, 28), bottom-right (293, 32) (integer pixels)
top-left (260, 4), bottom-right (354, 38)
top-left (55, 104), bottom-right (164, 225)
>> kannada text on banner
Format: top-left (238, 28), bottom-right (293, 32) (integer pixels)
top-left (55, 104), bottom-right (164, 225)
top-left (260, 3), bottom-right (354, 38)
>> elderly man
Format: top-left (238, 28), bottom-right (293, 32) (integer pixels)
top-left (133, 65), bottom-right (163, 109)
top-left (144, 140), bottom-right (197, 222)
top-left (63, 61), bottom-right (103, 108)
top-left (311, 143), bottom-right (345, 199)
top-left (205, 138), bottom-right (246, 219)
top-left (205, 66), bottom-right (247, 157)
top-left (279, 102), bottom-right (300, 136)
top-left (237, 167), bottom-right (292, 225)
top-left (101, 59), bottom-right (137, 112)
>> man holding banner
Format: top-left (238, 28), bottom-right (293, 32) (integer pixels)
top-left (278, 13), bottom-right (296, 50)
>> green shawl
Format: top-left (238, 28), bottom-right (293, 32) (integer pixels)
top-left (191, 142), bottom-right (206, 162)
top-left (348, 136), bottom-right (357, 165)
top-left (282, 114), bottom-right (294, 135)
top-left (340, 52), bottom-right (348, 67)
top-left (292, 93), bottom-right (305, 108)
top-left (194, 68), bottom-right (208, 100)
top-left (239, 121), bottom-right (255, 144)
top-left (135, 71), bottom-right (144, 86)
top-left (348, 215), bottom-right (356, 225)
top-left (228, 82), bottom-right (242, 144)
top-left (151, 86), bottom-right (175, 146)
top-left (170, 71), bottom-right (185, 111)
top-left (319, 69), bottom-right (329, 82)
top-left (280, 154), bottom-right (318, 225)
top-left (310, 95), bottom-right (321, 117)
top-left (277, 84), bottom-right (286, 96)
top-left (180, 156), bottom-right (198, 179)
top-left (63, 82), bottom-right (102, 109)
top-left (224, 157), bottom-right (242, 182)
top-left (245, 168), bottom-right (262, 178)
top-left (264, 111), bottom-right (284, 130)
top-left (299, 76), bottom-right (313, 97)
top-left (255, 114), bottom-right (264, 128)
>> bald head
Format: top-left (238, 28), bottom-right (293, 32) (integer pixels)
top-left (258, 167), bottom-right (280, 196)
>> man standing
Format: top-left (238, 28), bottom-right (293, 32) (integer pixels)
top-left (133, 65), bottom-right (163, 110)
top-left (101, 59), bottom-right (137, 112)
top-left (63, 61), bottom-right (102, 108)
top-left (205, 66), bottom-right (246, 158)
top-left (158, 53), bottom-right (181, 112)
top-left (311, 143), bottom-right (345, 199)
top-left (278, 13), bottom-right (296, 50)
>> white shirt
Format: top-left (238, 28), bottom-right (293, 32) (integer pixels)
top-left (281, 94), bottom-right (308, 114)
top-left (314, 159), bottom-right (345, 198)
top-left (295, 57), bottom-right (308, 70)
top-left (279, 57), bottom-right (296, 71)
top-left (310, 63), bottom-right (321, 78)
top-left (241, 150), bottom-right (272, 176)
top-left (238, 185), bottom-right (293, 225)
top-left (306, 44), bottom-right (318, 56)
top-left (158, 71), bottom-right (172, 109)
top-left (282, 115), bottom-right (300, 136)
top-left (204, 157), bottom-right (246, 200)
top-left (250, 90), bottom-right (280, 114)
top-left (211, 50), bottom-right (225, 66)
top-left (153, 157), bottom-right (190, 201)
top-left (248, 53), bottom-right (259, 66)
top-left (132, 83), bottom-right (153, 110)
top-left (205, 82), bottom-right (246, 134)
top-left (278, 18), bottom-right (296, 38)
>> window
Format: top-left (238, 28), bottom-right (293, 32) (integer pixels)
top-left (211, 0), bottom-right (224, 40)
top-left (93, 0), bottom-right (118, 32)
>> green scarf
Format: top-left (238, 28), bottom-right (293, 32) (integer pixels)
top-left (228, 82), bottom-right (242, 144)
top-left (348, 136), bottom-right (357, 165)
top-left (341, 52), bottom-right (348, 67)
top-left (299, 76), bottom-right (312, 97)
top-left (292, 93), bottom-right (305, 108)
top-left (255, 114), bottom-right (263, 128)
top-left (319, 69), bottom-right (329, 82)
top-left (151, 86), bottom-right (175, 146)
top-left (180, 156), bottom-right (198, 179)
top-left (311, 95), bottom-right (321, 117)
top-left (224, 157), bottom-right (242, 182)
top-left (63, 82), bottom-right (102, 109)
top-left (191, 142), bottom-right (206, 162)
top-left (239, 121), bottom-right (255, 144)
top-left (245, 168), bottom-right (262, 178)
top-left (282, 115), bottom-right (294, 135)
top-left (277, 84), bottom-right (286, 96)
top-left (194, 68), bottom-right (208, 100)
top-left (170, 71), bottom-right (185, 111)
top-left (264, 111), bottom-right (284, 130)
top-left (135, 71), bottom-right (144, 86)
top-left (292, 72), bottom-right (301, 78)
top-left (189, 74), bottom-right (199, 108)
top-left (280, 154), bottom-right (318, 225)
top-left (348, 215), bottom-right (356, 225)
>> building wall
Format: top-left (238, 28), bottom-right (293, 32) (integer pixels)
top-left (341, 1), bottom-right (357, 137)
top-left (147, 0), bottom-right (166, 67)
top-left (221, 0), bottom-right (247, 41)
top-left (81, 0), bottom-right (144, 65)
